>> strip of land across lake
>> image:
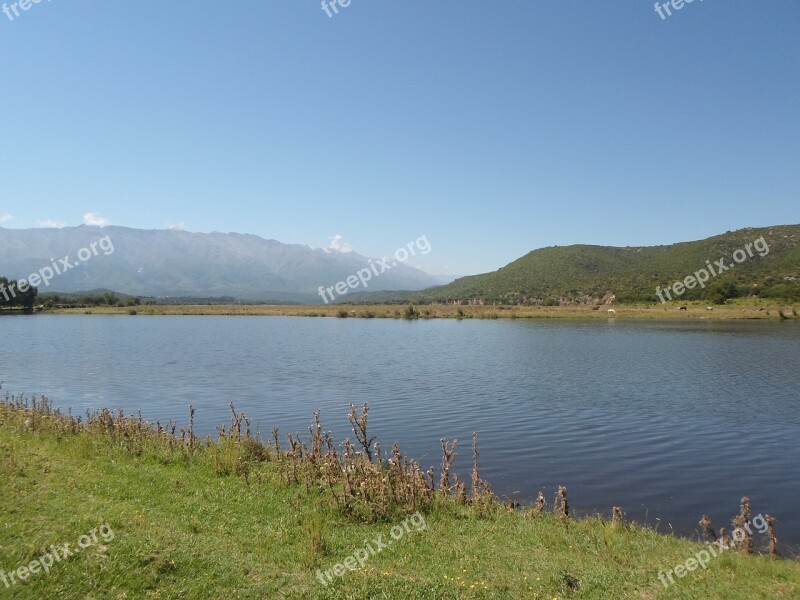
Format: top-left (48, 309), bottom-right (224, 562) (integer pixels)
top-left (41, 301), bottom-right (799, 321)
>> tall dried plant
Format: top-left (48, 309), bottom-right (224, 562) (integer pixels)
top-left (767, 514), bottom-right (778, 558)
top-left (529, 492), bottom-right (546, 518)
top-left (347, 402), bottom-right (377, 462)
top-left (612, 506), bottom-right (624, 528)
top-left (439, 438), bottom-right (458, 495)
top-left (699, 515), bottom-right (716, 541)
top-left (554, 486), bottom-right (569, 519)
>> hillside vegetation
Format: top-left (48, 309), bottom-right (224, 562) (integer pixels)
top-left (411, 225), bottom-right (800, 305)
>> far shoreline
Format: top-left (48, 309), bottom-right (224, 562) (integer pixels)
top-left (39, 301), bottom-right (799, 321)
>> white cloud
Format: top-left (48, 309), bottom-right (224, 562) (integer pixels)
top-left (167, 222), bottom-right (186, 231)
top-left (83, 212), bottom-right (110, 227)
top-left (0, 214), bottom-right (13, 224)
top-left (37, 219), bottom-right (65, 228)
top-left (326, 234), bottom-right (352, 253)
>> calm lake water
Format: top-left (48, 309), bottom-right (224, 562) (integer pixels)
top-left (2, 315), bottom-right (798, 550)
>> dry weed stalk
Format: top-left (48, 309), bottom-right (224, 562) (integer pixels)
top-left (739, 496), bottom-right (751, 522)
top-left (426, 467), bottom-right (435, 494)
top-left (271, 427), bottom-right (281, 454)
top-left (309, 410), bottom-right (322, 460)
top-left (612, 506), bottom-right (624, 528)
top-left (767, 514), bottom-right (778, 558)
top-left (699, 515), bottom-right (716, 541)
top-left (470, 432), bottom-right (493, 511)
top-left (471, 432), bottom-right (480, 500)
top-left (187, 405), bottom-right (196, 451)
top-left (529, 491), bottom-right (546, 517)
top-left (734, 497), bottom-right (753, 554)
top-left (719, 527), bottom-right (731, 547)
top-left (454, 475), bottom-right (468, 505)
top-left (554, 486), bottom-right (569, 519)
top-left (439, 438), bottom-right (458, 495)
top-left (347, 402), bottom-right (377, 462)
top-left (732, 515), bottom-right (752, 554)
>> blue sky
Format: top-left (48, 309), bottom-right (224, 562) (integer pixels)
top-left (1, 0), bottom-right (798, 276)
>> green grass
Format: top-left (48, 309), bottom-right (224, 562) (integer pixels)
top-left (1, 404), bottom-right (799, 599)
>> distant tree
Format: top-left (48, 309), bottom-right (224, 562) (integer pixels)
top-left (102, 292), bottom-right (119, 306)
top-left (0, 276), bottom-right (38, 311)
top-left (705, 281), bottom-right (739, 304)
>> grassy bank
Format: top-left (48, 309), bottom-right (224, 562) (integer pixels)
top-left (44, 300), bottom-right (799, 321)
top-left (1, 396), bottom-right (798, 599)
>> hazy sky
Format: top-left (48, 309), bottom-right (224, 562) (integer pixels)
top-left (1, 1), bottom-right (798, 276)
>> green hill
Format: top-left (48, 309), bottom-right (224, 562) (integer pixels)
top-left (411, 225), bottom-right (800, 305)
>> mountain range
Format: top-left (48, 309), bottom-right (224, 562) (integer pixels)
top-left (0, 226), bottom-right (446, 303)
